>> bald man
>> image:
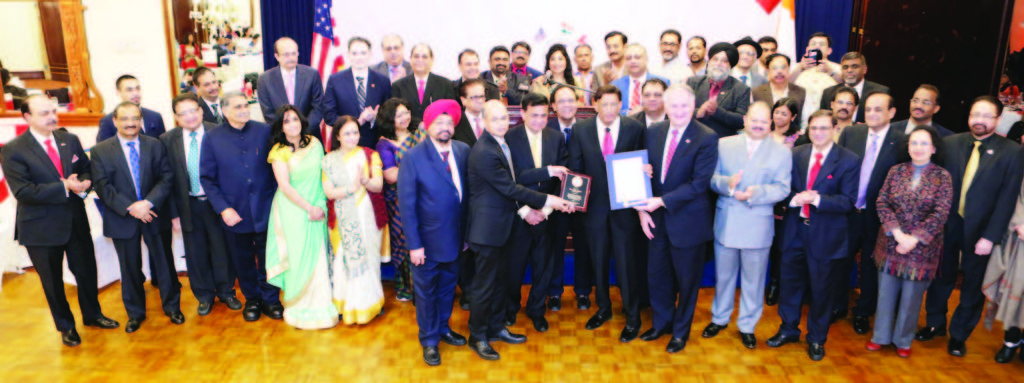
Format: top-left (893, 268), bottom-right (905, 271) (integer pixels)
top-left (611, 44), bottom-right (670, 115)
top-left (257, 37), bottom-right (325, 140)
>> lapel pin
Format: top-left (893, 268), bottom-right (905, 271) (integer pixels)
top-left (987, 149), bottom-right (994, 155)
top-left (60, 142), bottom-right (66, 146)
top-left (827, 174), bottom-right (833, 179)
top-left (371, 84), bottom-right (375, 88)
top-left (685, 139), bottom-right (690, 144)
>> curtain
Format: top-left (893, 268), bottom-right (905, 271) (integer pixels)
top-left (795, 0), bottom-right (855, 60)
top-left (260, 1), bottom-right (316, 70)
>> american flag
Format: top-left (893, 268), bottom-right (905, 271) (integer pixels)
top-left (311, 0), bottom-right (345, 85)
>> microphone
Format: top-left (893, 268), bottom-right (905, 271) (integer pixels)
top-left (543, 70), bottom-right (554, 85)
top-left (546, 77), bottom-right (597, 95)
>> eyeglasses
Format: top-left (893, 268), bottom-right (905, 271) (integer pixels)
top-left (659, 42), bottom-right (679, 48)
top-left (466, 95), bottom-right (486, 101)
top-left (176, 108), bottom-right (201, 117)
top-left (969, 113), bottom-right (997, 119)
top-left (833, 100), bottom-right (856, 107)
top-left (910, 98), bottom-right (934, 107)
top-left (739, 51), bottom-right (757, 57)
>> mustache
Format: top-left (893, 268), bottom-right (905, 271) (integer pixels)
top-left (913, 108), bottom-right (925, 114)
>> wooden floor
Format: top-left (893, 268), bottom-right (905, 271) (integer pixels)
top-left (1, 271), bottom-right (1022, 382)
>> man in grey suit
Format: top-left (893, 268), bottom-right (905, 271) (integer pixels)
top-left (702, 101), bottom-right (792, 349)
top-left (731, 36), bottom-right (767, 89)
top-left (257, 37), bottom-right (324, 140)
top-left (370, 34), bottom-right (413, 83)
top-left (687, 42), bottom-right (750, 138)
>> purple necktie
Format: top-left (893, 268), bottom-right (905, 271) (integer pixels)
top-left (856, 134), bottom-right (880, 209)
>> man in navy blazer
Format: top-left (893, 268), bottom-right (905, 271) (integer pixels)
top-left (767, 109), bottom-right (859, 362)
top-left (323, 37), bottom-right (392, 148)
top-left (687, 43), bottom-right (750, 138)
top-left (258, 37), bottom-right (325, 140)
top-left (398, 100), bottom-right (471, 366)
top-left (889, 84), bottom-right (954, 137)
top-left (91, 102), bottom-right (182, 333)
top-left (635, 85), bottom-right (719, 353)
top-left (611, 44), bottom-right (670, 115)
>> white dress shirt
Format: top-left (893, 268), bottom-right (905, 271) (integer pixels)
top-left (643, 113), bottom-right (666, 127)
top-left (182, 126), bottom-right (207, 196)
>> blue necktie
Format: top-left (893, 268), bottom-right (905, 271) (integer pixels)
top-left (740, 75), bottom-right (748, 85)
top-left (356, 76), bottom-right (366, 110)
top-left (188, 131), bottom-right (202, 195)
top-left (127, 141), bottom-right (142, 200)
top-left (563, 128), bottom-right (571, 144)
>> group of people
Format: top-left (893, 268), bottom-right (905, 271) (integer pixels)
top-left (3, 29), bottom-right (1024, 370)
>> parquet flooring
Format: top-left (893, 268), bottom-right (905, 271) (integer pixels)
top-left (1, 271), bottom-right (1022, 382)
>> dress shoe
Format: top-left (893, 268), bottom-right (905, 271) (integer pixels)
top-left (262, 302), bottom-right (284, 320)
top-left (547, 296), bottom-right (561, 311)
top-left (504, 312), bottom-right (517, 327)
top-left (896, 347), bottom-right (912, 358)
top-left (808, 343), bottom-right (825, 361)
top-left (197, 301), bottom-right (213, 316)
top-left (439, 331), bottom-right (467, 346)
top-left (83, 315), bottom-right (120, 329)
top-left (947, 338), bottom-right (966, 357)
top-left (666, 337), bottom-right (687, 353)
top-left (829, 309), bottom-right (848, 325)
top-left (585, 311), bottom-right (611, 330)
top-left (640, 328), bottom-right (670, 342)
top-left (489, 328), bottom-right (527, 344)
top-left (61, 328), bottom-right (81, 347)
top-left (125, 317), bottom-right (145, 333)
top-left (914, 326), bottom-right (946, 341)
top-left (243, 300), bottom-right (262, 322)
top-left (469, 339), bottom-right (500, 361)
top-left (620, 325), bottom-right (640, 343)
top-left (576, 295), bottom-right (591, 310)
top-left (167, 311), bottom-right (186, 325)
top-left (765, 280), bottom-right (780, 306)
top-left (531, 316), bottom-right (549, 332)
top-left (853, 316), bottom-right (871, 334)
top-left (422, 346), bottom-right (441, 366)
top-left (766, 333), bottom-right (799, 348)
top-left (219, 296), bottom-right (243, 310)
top-left (995, 344), bottom-right (1020, 363)
top-left (702, 322), bottom-right (727, 338)
top-left (865, 340), bottom-right (883, 351)
top-left (740, 333), bottom-right (757, 349)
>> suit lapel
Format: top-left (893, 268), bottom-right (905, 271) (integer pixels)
top-left (292, 68), bottom-right (306, 108)
top-left (172, 129), bottom-right (188, 176)
top-left (55, 133), bottom-right (72, 177)
top-left (109, 140), bottom-right (136, 196)
top-left (665, 123), bottom-right (698, 181)
top-left (138, 139), bottom-right (151, 196)
top-left (716, 78), bottom-right (735, 104)
top-left (795, 147), bottom-right (810, 191)
top-left (25, 132), bottom-right (62, 179)
top-left (813, 147), bottom-right (841, 187)
top-left (542, 129), bottom-right (557, 167)
top-left (424, 138), bottom-right (457, 191)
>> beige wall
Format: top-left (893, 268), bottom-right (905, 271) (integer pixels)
top-left (0, 1), bottom-right (49, 73)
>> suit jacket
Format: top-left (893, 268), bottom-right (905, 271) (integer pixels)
top-left (781, 144), bottom-right (860, 260)
top-left (646, 120), bottom-right (718, 248)
top-left (199, 120), bottom-right (277, 234)
top-left (452, 77), bottom-right (501, 104)
top-left (90, 135), bottom-right (173, 239)
top-left (159, 123), bottom-right (217, 232)
top-left (397, 139), bottom-right (470, 263)
top-left (611, 73), bottom-right (671, 115)
top-left (511, 65), bottom-right (544, 80)
top-left (628, 111), bottom-right (666, 128)
top-left (687, 75), bottom-right (751, 138)
top-left (567, 116), bottom-right (646, 215)
top-left (481, 71), bottom-right (531, 107)
top-left (257, 65), bottom-right (325, 138)
top-left (733, 70), bottom-right (767, 89)
top-left (0, 129), bottom-right (90, 246)
top-left (942, 133), bottom-right (1024, 245)
top-left (198, 97), bottom-right (222, 124)
top-left (890, 119), bottom-right (954, 138)
top-left (820, 81), bottom-right (890, 124)
top-left (392, 73), bottom-right (457, 122)
top-left (710, 134), bottom-right (793, 249)
top-left (838, 124), bottom-right (906, 224)
top-left (751, 83), bottom-right (806, 113)
top-left (452, 109), bottom-right (483, 148)
top-left (96, 107), bottom-right (166, 143)
top-left (466, 132), bottom-right (551, 247)
top-left (505, 124), bottom-right (569, 235)
top-left (370, 60), bottom-right (413, 79)
top-left (323, 68), bottom-right (392, 148)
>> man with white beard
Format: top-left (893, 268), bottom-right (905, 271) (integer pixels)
top-left (686, 42), bottom-right (750, 138)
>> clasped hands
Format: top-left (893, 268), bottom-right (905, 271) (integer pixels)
top-left (62, 174), bottom-right (91, 194)
top-left (891, 229), bottom-right (920, 255)
top-left (128, 200), bottom-right (157, 223)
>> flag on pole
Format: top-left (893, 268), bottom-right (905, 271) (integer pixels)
top-left (311, 0), bottom-right (346, 143)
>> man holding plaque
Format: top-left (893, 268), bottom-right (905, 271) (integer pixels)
top-left (567, 84), bottom-right (647, 342)
top-left (634, 84), bottom-right (719, 353)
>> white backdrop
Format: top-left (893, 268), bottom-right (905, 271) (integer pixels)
top-left (333, 0), bottom-right (795, 79)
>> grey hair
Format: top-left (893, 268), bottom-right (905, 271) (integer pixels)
top-left (220, 91), bottom-right (246, 110)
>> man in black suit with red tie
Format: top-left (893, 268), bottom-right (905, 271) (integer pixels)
top-left (1, 95), bottom-right (119, 347)
top-left (567, 85), bottom-right (647, 342)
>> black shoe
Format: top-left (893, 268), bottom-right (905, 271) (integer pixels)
top-left (914, 326), bottom-right (946, 341)
top-left (504, 311), bottom-right (517, 327)
top-left (741, 333), bottom-right (757, 349)
top-left (262, 302), bottom-right (284, 320)
top-left (702, 322), bottom-right (727, 338)
top-left (83, 315), bottom-right (120, 329)
top-left (576, 295), bottom-right (591, 310)
top-left (948, 338), bottom-right (966, 357)
top-left (167, 311), bottom-right (186, 325)
top-left (531, 316), bottom-right (549, 333)
top-left (766, 332), bottom-right (799, 348)
top-left (489, 328), bottom-right (527, 344)
top-left (125, 317), bottom-right (145, 333)
top-left (620, 325), bottom-right (640, 343)
top-left (829, 309), bottom-right (848, 325)
top-left (459, 297), bottom-right (471, 311)
top-left (439, 331), bottom-right (467, 346)
top-left (853, 316), bottom-right (870, 335)
top-left (666, 337), bottom-right (687, 353)
top-left (219, 296), bottom-right (243, 310)
top-left (423, 346), bottom-right (441, 366)
top-left (243, 300), bottom-right (262, 322)
top-left (585, 311), bottom-right (611, 330)
top-left (765, 281), bottom-right (780, 306)
top-left (995, 344), bottom-right (1019, 363)
top-left (640, 328), bottom-right (670, 342)
top-left (547, 296), bottom-right (562, 311)
top-left (808, 343), bottom-right (825, 361)
top-left (61, 328), bottom-right (81, 347)
top-left (197, 301), bottom-right (213, 316)
top-left (469, 339), bottom-right (500, 361)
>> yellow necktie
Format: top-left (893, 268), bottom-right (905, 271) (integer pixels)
top-left (959, 141), bottom-right (981, 217)
top-left (530, 133), bottom-right (542, 168)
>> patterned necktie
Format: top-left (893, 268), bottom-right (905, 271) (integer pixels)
top-left (856, 134), bottom-right (880, 209)
top-left (663, 129), bottom-right (681, 181)
top-left (417, 79), bottom-right (426, 104)
top-left (356, 76), bottom-right (366, 110)
top-left (500, 141), bottom-right (515, 181)
top-left (959, 141), bottom-right (982, 216)
top-left (284, 72), bottom-right (295, 105)
top-left (440, 150), bottom-right (451, 175)
top-left (44, 138), bottom-right (63, 178)
top-left (211, 103), bottom-right (222, 122)
top-left (804, 152), bottom-right (824, 218)
top-left (188, 131), bottom-right (202, 195)
top-left (602, 127), bottom-right (614, 157)
top-left (127, 141), bottom-right (142, 200)
top-left (630, 79), bottom-right (641, 110)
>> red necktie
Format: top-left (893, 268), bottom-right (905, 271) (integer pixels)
top-left (602, 127), bottom-right (614, 157)
top-left (441, 151), bottom-right (451, 174)
top-left (45, 138), bottom-right (64, 178)
top-left (417, 79), bottom-right (426, 104)
top-left (709, 80), bottom-right (723, 100)
top-left (630, 79), bottom-right (641, 110)
top-left (662, 129), bottom-right (681, 181)
top-left (803, 152), bottom-right (823, 218)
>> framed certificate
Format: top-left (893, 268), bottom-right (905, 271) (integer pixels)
top-left (605, 150), bottom-right (653, 210)
top-left (560, 172), bottom-right (592, 212)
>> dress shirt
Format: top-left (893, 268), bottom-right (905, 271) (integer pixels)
top-left (596, 116), bottom-right (621, 153)
top-left (643, 113), bottom-right (666, 127)
top-left (789, 143), bottom-right (832, 215)
top-left (183, 126), bottom-right (207, 196)
top-left (116, 135), bottom-right (151, 207)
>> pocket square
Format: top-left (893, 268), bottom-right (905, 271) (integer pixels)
top-left (986, 149), bottom-right (994, 155)
top-left (72, 154), bottom-right (80, 163)
top-left (827, 174), bottom-right (833, 179)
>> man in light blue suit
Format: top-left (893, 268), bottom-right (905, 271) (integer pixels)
top-left (701, 101), bottom-right (792, 349)
top-left (611, 44), bottom-right (670, 115)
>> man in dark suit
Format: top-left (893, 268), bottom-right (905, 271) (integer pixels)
top-left (324, 37), bottom-right (392, 148)
top-left (567, 85), bottom-right (646, 341)
top-left (635, 85), bottom-right (718, 353)
top-left (398, 100), bottom-right (471, 366)
top-left (832, 93), bottom-right (907, 334)
top-left (1, 95), bottom-right (119, 347)
top-left (192, 67), bottom-right (223, 124)
top-left (452, 49), bottom-right (501, 105)
top-left (767, 109), bottom-right (860, 361)
top-left (465, 100), bottom-right (574, 361)
top-left (392, 44), bottom-right (457, 122)
top-left (751, 53), bottom-right (807, 112)
top-left (200, 91), bottom-right (284, 323)
top-left (819, 52), bottom-right (890, 124)
top-left (504, 93), bottom-right (570, 332)
top-left (257, 37), bottom-right (325, 140)
top-left (91, 102), bottom-right (182, 333)
top-left (917, 96), bottom-right (1024, 357)
top-left (452, 79), bottom-right (488, 148)
top-left (890, 84), bottom-right (954, 137)
top-left (160, 93), bottom-right (241, 316)
top-left (687, 42), bottom-right (750, 138)
top-left (370, 34), bottom-right (413, 83)
top-left (628, 79), bottom-right (667, 127)
top-left (482, 46), bottom-right (531, 107)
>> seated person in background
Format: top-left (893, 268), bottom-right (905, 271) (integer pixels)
top-left (2, 68), bottom-right (28, 110)
top-left (181, 69), bottom-right (196, 94)
top-left (509, 41), bottom-right (544, 80)
top-left (612, 43), bottom-right (670, 115)
top-left (628, 79), bottom-right (667, 127)
top-left (529, 44), bottom-right (584, 104)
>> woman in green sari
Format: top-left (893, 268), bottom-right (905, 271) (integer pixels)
top-left (265, 105), bottom-right (339, 330)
